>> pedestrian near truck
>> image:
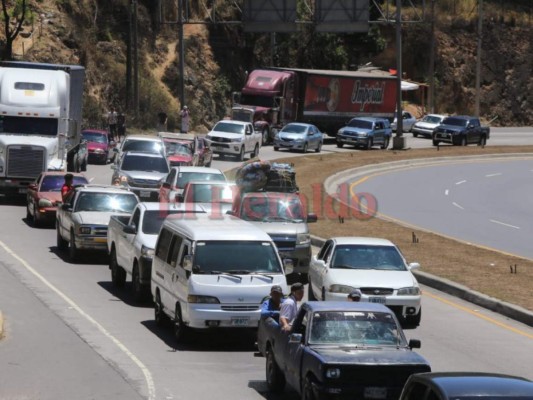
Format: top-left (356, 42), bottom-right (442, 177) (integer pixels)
top-left (180, 105), bottom-right (190, 133)
top-left (260, 285), bottom-right (286, 322)
top-left (107, 107), bottom-right (118, 140)
top-left (280, 282), bottom-right (305, 332)
top-left (116, 111), bottom-right (126, 142)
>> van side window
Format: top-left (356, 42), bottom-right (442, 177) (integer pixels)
top-left (180, 245), bottom-right (189, 267)
top-left (168, 235), bottom-right (183, 267)
top-left (317, 240), bottom-right (333, 260)
top-left (155, 228), bottom-right (173, 260)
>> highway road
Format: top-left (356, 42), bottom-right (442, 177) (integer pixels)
top-left (1, 129), bottom-right (533, 400)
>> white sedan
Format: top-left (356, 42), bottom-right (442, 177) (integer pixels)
top-left (308, 237), bottom-right (422, 328)
top-left (391, 111), bottom-right (417, 132)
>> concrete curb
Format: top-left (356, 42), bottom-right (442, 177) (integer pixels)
top-left (310, 234), bottom-right (533, 327)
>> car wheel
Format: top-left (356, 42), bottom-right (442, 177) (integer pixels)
top-left (404, 308), bottom-right (422, 329)
top-left (302, 375), bottom-right (318, 400)
top-left (132, 263), bottom-right (145, 302)
top-left (174, 304), bottom-right (189, 343)
top-left (366, 138), bottom-right (373, 150)
top-left (266, 346), bottom-right (286, 393)
top-left (460, 135), bottom-right (467, 146)
top-left (315, 142), bottom-right (322, 153)
top-left (251, 144), bottom-right (259, 159)
top-left (26, 203), bottom-right (33, 222)
top-left (302, 143), bottom-right (308, 153)
top-left (308, 280), bottom-right (317, 301)
top-left (261, 128), bottom-right (269, 146)
top-left (478, 135), bottom-right (487, 146)
top-left (238, 146), bottom-right (245, 162)
top-left (432, 136), bottom-right (440, 146)
top-left (69, 230), bottom-right (79, 262)
top-left (273, 146), bottom-right (279, 151)
top-left (412, 132), bottom-right (418, 138)
top-left (336, 142), bottom-right (344, 148)
top-left (110, 248), bottom-right (126, 288)
top-left (381, 137), bottom-right (390, 150)
top-left (56, 224), bottom-right (68, 250)
top-left (154, 291), bottom-right (168, 327)
top-left (321, 288), bottom-right (326, 301)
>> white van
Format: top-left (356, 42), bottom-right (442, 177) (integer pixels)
top-left (151, 214), bottom-right (293, 342)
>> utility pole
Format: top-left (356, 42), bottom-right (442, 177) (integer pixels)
top-left (475, 0), bottom-right (483, 117)
top-left (133, 0), bottom-right (139, 117)
top-left (126, 1), bottom-right (133, 110)
top-left (428, 0), bottom-right (436, 113)
top-left (393, 0), bottom-right (405, 149)
top-left (178, 0), bottom-right (185, 107)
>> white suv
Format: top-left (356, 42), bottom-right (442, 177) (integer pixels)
top-left (206, 120), bottom-right (261, 161)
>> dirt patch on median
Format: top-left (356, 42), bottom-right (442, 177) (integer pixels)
top-left (273, 145), bottom-right (533, 312)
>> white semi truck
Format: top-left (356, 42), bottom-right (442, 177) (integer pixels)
top-left (0, 61), bottom-right (87, 197)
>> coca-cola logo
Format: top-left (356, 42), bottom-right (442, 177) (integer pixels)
top-left (351, 81), bottom-right (386, 111)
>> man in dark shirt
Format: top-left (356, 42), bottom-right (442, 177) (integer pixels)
top-left (260, 285), bottom-right (285, 322)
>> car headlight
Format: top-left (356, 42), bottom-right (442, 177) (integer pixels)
top-left (231, 137), bottom-right (244, 143)
top-left (93, 148), bottom-right (105, 153)
top-left (141, 245), bottom-right (155, 257)
top-left (326, 368), bottom-right (341, 379)
top-left (187, 295), bottom-right (220, 304)
top-left (38, 198), bottom-right (54, 207)
top-left (329, 284), bottom-right (355, 294)
top-left (397, 286), bottom-right (420, 296)
top-left (296, 233), bottom-right (310, 245)
top-left (359, 132), bottom-right (368, 137)
top-left (78, 226), bottom-right (91, 234)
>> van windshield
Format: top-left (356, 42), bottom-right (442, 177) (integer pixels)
top-left (193, 241), bottom-right (282, 274)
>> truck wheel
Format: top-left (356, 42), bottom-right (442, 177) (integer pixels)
top-left (478, 135), bottom-right (487, 146)
top-left (174, 305), bottom-right (189, 343)
top-left (366, 138), bottom-right (373, 150)
top-left (69, 230), bottom-right (79, 262)
top-left (110, 248), bottom-right (126, 288)
top-left (315, 142), bottom-right (322, 153)
top-left (238, 146), bottom-right (245, 162)
top-left (56, 224), bottom-right (68, 250)
top-left (336, 142), bottom-right (344, 148)
top-left (273, 146), bottom-right (279, 151)
top-left (251, 144), bottom-right (259, 159)
top-left (432, 136), bottom-right (440, 146)
top-left (302, 375), bottom-right (318, 400)
top-left (154, 291), bottom-right (168, 327)
top-left (266, 346), bottom-right (286, 393)
top-left (381, 137), bottom-right (390, 149)
top-left (261, 128), bottom-right (269, 146)
top-left (132, 263), bottom-right (145, 302)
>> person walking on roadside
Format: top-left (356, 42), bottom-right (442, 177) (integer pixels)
top-left (280, 282), bottom-right (305, 332)
top-left (107, 107), bottom-right (118, 140)
top-left (180, 105), bottom-right (190, 133)
top-left (116, 111), bottom-right (126, 142)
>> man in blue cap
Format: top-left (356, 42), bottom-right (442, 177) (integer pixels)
top-left (260, 285), bottom-right (285, 322)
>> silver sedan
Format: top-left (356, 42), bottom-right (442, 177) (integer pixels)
top-left (273, 122), bottom-right (323, 153)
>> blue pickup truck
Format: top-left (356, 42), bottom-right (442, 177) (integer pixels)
top-left (257, 302), bottom-right (431, 400)
top-left (432, 116), bottom-right (490, 146)
top-left (336, 117), bottom-right (392, 150)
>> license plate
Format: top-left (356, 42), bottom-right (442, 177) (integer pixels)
top-left (94, 237), bottom-right (107, 243)
top-left (369, 296), bottom-right (386, 304)
top-left (140, 191), bottom-right (151, 198)
top-left (364, 387), bottom-right (387, 399)
top-left (18, 188), bottom-right (27, 194)
top-left (231, 317), bottom-right (249, 327)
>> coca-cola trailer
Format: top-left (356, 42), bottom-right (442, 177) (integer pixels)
top-left (232, 67), bottom-right (397, 142)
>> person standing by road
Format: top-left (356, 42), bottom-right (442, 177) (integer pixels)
top-left (107, 107), bottom-right (118, 140)
top-left (61, 173), bottom-right (74, 202)
top-left (180, 105), bottom-right (190, 133)
top-left (280, 282), bottom-right (305, 332)
top-left (116, 111), bottom-right (126, 142)
top-left (260, 285), bottom-right (285, 322)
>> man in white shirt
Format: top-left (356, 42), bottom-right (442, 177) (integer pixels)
top-left (280, 282), bottom-right (305, 332)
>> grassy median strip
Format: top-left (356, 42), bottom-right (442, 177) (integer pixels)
top-left (264, 145), bottom-right (533, 312)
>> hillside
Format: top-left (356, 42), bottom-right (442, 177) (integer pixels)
top-left (3, 0), bottom-right (532, 130)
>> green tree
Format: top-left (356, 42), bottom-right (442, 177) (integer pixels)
top-left (1, 0), bottom-right (27, 60)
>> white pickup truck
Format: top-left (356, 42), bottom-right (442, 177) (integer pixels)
top-left (107, 202), bottom-right (206, 301)
top-left (205, 120), bottom-right (261, 161)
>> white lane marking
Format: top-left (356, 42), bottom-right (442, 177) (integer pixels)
top-left (0, 240), bottom-right (156, 400)
top-left (489, 219), bottom-right (520, 230)
top-left (486, 173), bottom-right (502, 177)
top-left (445, 189), bottom-right (449, 196)
top-left (455, 180), bottom-right (466, 185)
top-left (452, 202), bottom-right (464, 210)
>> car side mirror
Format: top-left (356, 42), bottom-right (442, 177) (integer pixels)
top-left (61, 204), bottom-right (72, 211)
top-left (123, 225), bottom-right (137, 234)
top-left (283, 258), bottom-right (294, 275)
top-left (408, 339), bottom-right (421, 349)
top-left (306, 213), bottom-right (317, 223)
top-left (289, 333), bottom-right (303, 343)
top-left (408, 262), bottom-right (420, 270)
top-left (183, 255), bottom-right (193, 271)
top-left (467, 124), bottom-right (474, 129)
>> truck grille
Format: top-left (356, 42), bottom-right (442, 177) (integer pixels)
top-left (269, 234), bottom-right (296, 251)
top-left (129, 179), bottom-right (160, 188)
top-left (210, 136), bottom-right (232, 143)
top-left (221, 305), bottom-right (259, 312)
top-left (93, 227), bottom-right (108, 236)
top-left (7, 146), bottom-right (45, 178)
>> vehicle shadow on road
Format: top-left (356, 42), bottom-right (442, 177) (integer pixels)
top-left (48, 246), bottom-right (109, 265)
top-left (247, 380), bottom-right (298, 400)
top-left (22, 217), bottom-right (55, 230)
top-left (97, 280), bottom-right (153, 309)
top-left (0, 196), bottom-right (25, 206)
top-left (140, 319), bottom-right (258, 353)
